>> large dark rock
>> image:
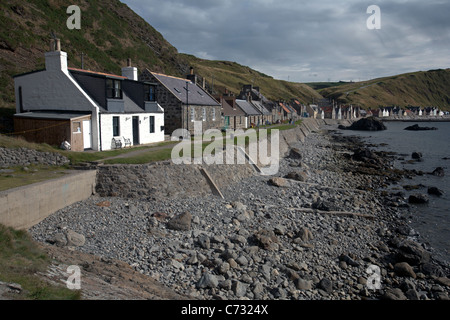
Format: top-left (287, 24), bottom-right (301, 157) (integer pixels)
top-left (167, 212), bottom-right (192, 231)
top-left (408, 194), bottom-right (429, 204)
top-left (344, 117), bottom-right (387, 131)
top-left (428, 186), bottom-right (444, 196)
top-left (404, 124), bottom-right (437, 131)
top-left (431, 167), bottom-right (445, 177)
top-left (396, 240), bottom-right (431, 266)
top-left (411, 152), bottom-right (423, 160)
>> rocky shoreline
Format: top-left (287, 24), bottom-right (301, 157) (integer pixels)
top-left (29, 124), bottom-right (449, 300)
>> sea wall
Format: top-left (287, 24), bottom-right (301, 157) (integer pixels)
top-left (0, 170), bottom-right (97, 230)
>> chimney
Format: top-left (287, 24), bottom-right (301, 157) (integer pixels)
top-left (121, 58), bottom-right (138, 81)
top-left (186, 67), bottom-right (197, 85)
top-left (45, 38), bottom-right (68, 72)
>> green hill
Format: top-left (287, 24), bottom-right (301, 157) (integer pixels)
top-left (0, 0), bottom-right (448, 119)
top-left (319, 69), bottom-right (450, 110)
top-left (181, 54), bottom-right (323, 103)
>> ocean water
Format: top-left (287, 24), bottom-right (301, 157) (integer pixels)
top-left (339, 120), bottom-right (450, 264)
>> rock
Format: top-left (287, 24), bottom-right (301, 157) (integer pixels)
top-left (66, 230), bottom-right (85, 247)
top-left (383, 288), bottom-right (407, 300)
top-left (167, 212), bottom-right (192, 231)
top-left (285, 171), bottom-right (308, 182)
top-left (232, 201), bottom-right (247, 212)
top-left (394, 262), bottom-right (416, 278)
top-left (408, 194), bottom-right (429, 204)
top-left (396, 240), bottom-right (431, 266)
top-left (296, 227), bottom-right (313, 242)
top-left (436, 277), bottom-right (450, 287)
top-left (411, 152), bottom-right (423, 160)
top-left (48, 233), bottom-right (67, 247)
top-left (196, 272), bottom-right (218, 289)
top-left (269, 177), bottom-right (287, 187)
top-left (428, 187), bottom-right (444, 196)
top-left (431, 167), bottom-right (445, 177)
top-left (294, 278), bottom-right (312, 291)
top-left (219, 262), bottom-right (230, 274)
top-left (404, 124), bottom-right (437, 131)
top-left (232, 280), bottom-right (247, 297)
top-left (252, 229), bottom-right (279, 250)
top-left (318, 278), bottom-right (333, 293)
top-left (288, 148), bottom-right (302, 160)
top-left (196, 234), bottom-right (210, 249)
top-left (339, 254), bottom-right (360, 267)
top-left (346, 117), bottom-right (387, 131)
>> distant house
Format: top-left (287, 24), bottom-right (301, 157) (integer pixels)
top-left (235, 99), bottom-right (261, 128)
top-left (139, 68), bottom-right (221, 136)
top-left (214, 91), bottom-right (246, 130)
top-left (13, 39), bottom-right (164, 151)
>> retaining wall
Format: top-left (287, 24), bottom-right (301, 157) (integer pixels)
top-left (0, 170), bottom-right (97, 230)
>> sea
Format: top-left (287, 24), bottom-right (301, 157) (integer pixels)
top-left (339, 120), bottom-right (450, 265)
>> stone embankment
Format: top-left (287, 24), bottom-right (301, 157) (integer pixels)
top-left (0, 147), bottom-right (69, 168)
top-left (29, 119), bottom-right (450, 300)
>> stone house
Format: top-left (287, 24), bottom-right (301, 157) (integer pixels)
top-left (13, 39), bottom-right (164, 151)
top-left (139, 69), bottom-right (221, 136)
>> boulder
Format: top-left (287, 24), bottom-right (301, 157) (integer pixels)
top-left (196, 272), bottom-right (218, 289)
top-left (428, 187), bottom-right (444, 196)
top-left (431, 167), bottom-right (445, 177)
top-left (408, 194), bottom-right (429, 204)
top-left (66, 230), bottom-right (85, 247)
top-left (345, 117), bottom-right (387, 131)
top-left (167, 212), bottom-right (192, 231)
top-left (288, 148), bottom-right (302, 160)
top-left (268, 177), bottom-right (288, 187)
top-left (394, 262), bottom-right (416, 278)
top-left (294, 278), bottom-right (313, 291)
top-left (404, 124), bottom-right (437, 131)
top-left (383, 288), bottom-right (407, 300)
top-left (411, 152), bottom-right (423, 160)
top-left (252, 229), bottom-right (279, 250)
top-left (396, 240), bottom-right (431, 265)
top-left (284, 171), bottom-right (308, 182)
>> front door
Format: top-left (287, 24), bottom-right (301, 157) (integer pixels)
top-left (132, 116), bottom-right (140, 145)
top-left (82, 120), bottom-right (92, 149)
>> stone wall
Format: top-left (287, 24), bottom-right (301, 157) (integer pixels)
top-left (0, 147), bottom-right (69, 168)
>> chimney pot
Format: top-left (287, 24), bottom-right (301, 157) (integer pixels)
top-left (127, 58), bottom-right (131, 67)
top-left (190, 67), bottom-right (194, 75)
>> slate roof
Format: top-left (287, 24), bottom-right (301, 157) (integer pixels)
top-left (251, 101), bottom-right (272, 115)
top-left (151, 72), bottom-right (220, 106)
top-left (235, 99), bottom-right (261, 116)
top-left (218, 97), bottom-right (246, 117)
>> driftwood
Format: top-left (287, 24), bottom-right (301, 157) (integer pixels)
top-left (288, 207), bottom-right (375, 220)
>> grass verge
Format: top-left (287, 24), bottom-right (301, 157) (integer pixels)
top-left (0, 224), bottom-right (80, 300)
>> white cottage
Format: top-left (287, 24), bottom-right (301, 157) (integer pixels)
top-left (13, 39), bottom-right (164, 151)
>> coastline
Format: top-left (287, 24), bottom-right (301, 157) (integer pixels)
top-left (29, 120), bottom-right (450, 300)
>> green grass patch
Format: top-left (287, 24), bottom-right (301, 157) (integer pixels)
top-left (0, 224), bottom-right (81, 300)
top-left (0, 165), bottom-right (69, 192)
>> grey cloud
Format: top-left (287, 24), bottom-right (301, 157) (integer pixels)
top-left (122, 0), bottom-right (450, 82)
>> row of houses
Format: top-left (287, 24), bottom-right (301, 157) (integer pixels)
top-left (12, 40), bottom-right (304, 152)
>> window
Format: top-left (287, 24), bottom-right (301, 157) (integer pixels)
top-left (144, 84), bottom-right (156, 102)
top-left (202, 108), bottom-right (206, 121)
top-left (73, 121), bottom-right (81, 133)
top-left (113, 116), bottom-right (120, 136)
top-left (212, 108), bottom-right (216, 121)
top-left (107, 79), bottom-right (122, 99)
top-left (191, 109), bottom-right (195, 122)
top-left (149, 116), bottom-right (155, 133)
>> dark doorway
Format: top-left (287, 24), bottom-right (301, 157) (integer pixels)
top-left (132, 116), bottom-right (140, 145)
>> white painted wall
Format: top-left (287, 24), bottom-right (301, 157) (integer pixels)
top-left (14, 50), bottom-right (101, 150)
top-left (100, 113), bottom-right (165, 151)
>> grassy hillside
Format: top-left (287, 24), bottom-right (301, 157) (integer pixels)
top-left (0, 0), bottom-right (190, 108)
top-left (181, 54), bottom-right (323, 103)
top-left (319, 69), bottom-right (450, 110)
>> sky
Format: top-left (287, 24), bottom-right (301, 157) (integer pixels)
top-left (122, 0), bottom-right (450, 83)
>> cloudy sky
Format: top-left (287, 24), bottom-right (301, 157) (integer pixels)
top-left (122, 0), bottom-right (450, 83)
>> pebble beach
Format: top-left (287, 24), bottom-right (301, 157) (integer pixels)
top-left (29, 123), bottom-right (450, 300)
